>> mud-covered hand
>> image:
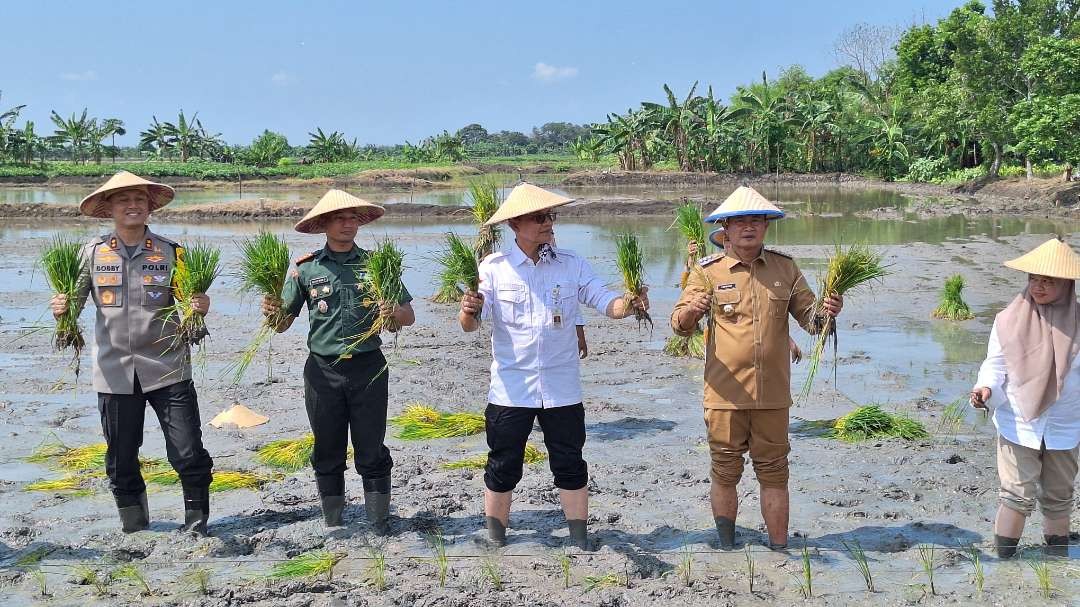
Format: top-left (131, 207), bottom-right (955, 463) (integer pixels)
top-left (379, 301), bottom-right (402, 333)
top-left (630, 286), bottom-right (650, 315)
top-left (50, 293), bottom-right (69, 319)
top-left (970, 387), bottom-right (991, 410)
top-left (191, 294), bottom-right (210, 316)
top-left (260, 295), bottom-right (282, 319)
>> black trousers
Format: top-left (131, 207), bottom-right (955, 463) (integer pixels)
top-left (484, 403), bottom-right (588, 492)
top-left (304, 350), bottom-right (392, 497)
top-left (98, 376), bottom-right (213, 506)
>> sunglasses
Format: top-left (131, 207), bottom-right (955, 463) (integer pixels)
top-left (523, 211), bottom-right (558, 224)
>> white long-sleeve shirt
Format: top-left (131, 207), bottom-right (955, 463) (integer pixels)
top-left (478, 244), bottom-right (619, 408)
top-left (975, 320), bottom-right (1080, 450)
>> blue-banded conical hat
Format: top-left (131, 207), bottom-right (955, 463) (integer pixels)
top-left (484, 182), bottom-right (575, 226)
top-left (704, 186), bottom-right (784, 223)
top-left (708, 227), bottom-right (726, 248)
top-left (1004, 238), bottom-right (1080, 280)
top-left (79, 171), bottom-right (175, 218)
top-left (294, 189), bottom-right (385, 234)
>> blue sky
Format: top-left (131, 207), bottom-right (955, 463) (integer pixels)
top-left (1, 1), bottom-right (960, 146)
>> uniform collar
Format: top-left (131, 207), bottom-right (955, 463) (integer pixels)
top-left (318, 243), bottom-right (361, 262)
top-left (107, 228), bottom-right (157, 259)
top-left (722, 247), bottom-right (768, 269)
top-left (508, 241), bottom-right (559, 266)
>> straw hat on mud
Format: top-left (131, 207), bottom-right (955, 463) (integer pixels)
top-left (79, 171), bottom-right (175, 218)
top-left (484, 182), bottom-right (575, 226)
top-left (1004, 238), bottom-right (1080, 280)
top-left (294, 189), bottom-right (385, 234)
top-left (704, 186), bottom-right (784, 223)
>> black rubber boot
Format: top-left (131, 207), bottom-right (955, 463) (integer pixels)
top-left (714, 516), bottom-right (736, 549)
top-left (485, 517), bottom-right (507, 547)
top-left (116, 493), bottom-right (149, 533)
top-left (567, 519), bottom-right (590, 551)
top-left (320, 495), bottom-right (345, 528)
top-left (996, 534), bottom-right (1020, 559)
top-left (181, 485), bottom-right (210, 536)
top-left (363, 477), bottom-right (391, 535)
top-left (1044, 535), bottom-right (1070, 558)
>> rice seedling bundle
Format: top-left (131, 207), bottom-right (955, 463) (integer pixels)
top-left (112, 563), bottom-right (151, 595)
top-left (801, 243), bottom-right (889, 399)
top-left (432, 232), bottom-right (480, 306)
top-left (350, 237), bottom-right (406, 349)
top-left (40, 236), bottom-right (88, 372)
top-left (24, 434), bottom-right (68, 463)
top-left (145, 468), bottom-right (275, 492)
top-left (932, 275), bottom-right (974, 320)
top-left (255, 434), bottom-right (315, 471)
top-left (165, 242), bottom-right (222, 346)
top-left (23, 475), bottom-right (92, 495)
top-left (441, 443), bottom-right (546, 470)
top-left (56, 443), bottom-right (107, 471)
top-left (663, 329), bottom-right (705, 359)
top-left (232, 231), bottom-right (290, 382)
top-left (390, 404), bottom-right (485, 441)
top-left (829, 405), bottom-right (928, 442)
top-left (670, 202), bottom-right (706, 261)
top-left (469, 179), bottom-right (502, 258)
top-left (615, 233), bottom-right (651, 329)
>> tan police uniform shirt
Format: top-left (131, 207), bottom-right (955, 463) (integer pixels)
top-left (74, 229), bottom-right (190, 394)
top-left (670, 248), bottom-right (822, 410)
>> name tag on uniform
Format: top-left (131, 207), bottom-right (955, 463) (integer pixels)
top-left (717, 283), bottom-right (736, 291)
top-left (309, 276), bottom-right (329, 286)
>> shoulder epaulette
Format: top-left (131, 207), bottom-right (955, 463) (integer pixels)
top-left (698, 252), bottom-right (725, 267)
top-left (155, 233), bottom-right (179, 247)
top-left (294, 251), bottom-right (317, 265)
top-left (765, 248), bottom-right (793, 260)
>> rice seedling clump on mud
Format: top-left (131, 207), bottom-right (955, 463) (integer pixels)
top-left (40, 235), bottom-right (88, 374)
top-left (255, 434), bottom-right (315, 471)
top-left (433, 232), bottom-right (480, 306)
top-left (615, 232), bottom-right (651, 330)
top-left (390, 404), bottom-right (485, 440)
top-left (23, 475), bottom-right (93, 496)
top-left (350, 237), bottom-right (406, 349)
top-left (829, 405), bottom-right (928, 442)
top-left (442, 443), bottom-right (546, 470)
top-left (270, 550), bottom-right (343, 581)
top-left (468, 179), bottom-right (502, 258)
top-left (164, 242), bottom-right (221, 346)
top-left (663, 329), bottom-right (705, 359)
top-left (145, 468), bottom-right (276, 492)
top-left (232, 231), bottom-right (290, 382)
top-left (801, 243), bottom-right (889, 398)
top-left (932, 274), bottom-right (975, 320)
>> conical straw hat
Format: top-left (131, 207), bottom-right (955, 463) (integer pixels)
top-left (704, 186), bottom-right (784, 223)
top-left (294, 189), bottom-right (385, 234)
top-left (79, 171), bottom-right (175, 218)
top-left (1004, 238), bottom-right (1080, 280)
top-left (484, 182), bottom-right (575, 226)
top-left (708, 227), bottom-right (726, 248)
top-left (208, 403), bottom-right (269, 429)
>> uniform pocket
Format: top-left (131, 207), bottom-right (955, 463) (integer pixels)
top-left (96, 286), bottom-right (123, 307)
top-left (496, 283), bottom-right (526, 324)
top-left (143, 285), bottom-right (171, 307)
top-left (768, 291), bottom-right (791, 319)
top-left (713, 289), bottom-right (741, 322)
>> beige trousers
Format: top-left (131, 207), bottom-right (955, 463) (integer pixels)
top-left (997, 435), bottom-right (1079, 517)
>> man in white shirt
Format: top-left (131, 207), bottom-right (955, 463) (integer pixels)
top-left (459, 183), bottom-right (649, 549)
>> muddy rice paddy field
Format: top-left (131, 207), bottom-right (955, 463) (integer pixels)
top-left (1, 185), bottom-right (1079, 606)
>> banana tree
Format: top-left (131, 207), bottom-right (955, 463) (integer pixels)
top-left (50, 108), bottom-right (93, 164)
top-left (729, 73), bottom-right (796, 174)
top-left (642, 82), bottom-right (701, 171)
top-left (139, 116), bottom-right (172, 159)
top-left (0, 92), bottom-right (26, 162)
top-left (164, 110), bottom-right (203, 162)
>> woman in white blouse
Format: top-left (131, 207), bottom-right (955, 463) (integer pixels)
top-left (972, 238), bottom-right (1080, 558)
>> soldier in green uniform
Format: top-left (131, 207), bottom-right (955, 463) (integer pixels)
top-left (261, 189), bottom-right (415, 531)
top-left (49, 171), bottom-right (215, 535)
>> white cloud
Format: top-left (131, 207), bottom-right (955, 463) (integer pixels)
top-left (60, 70), bottom-right (97, 82)
top-left (532, 62), bottom-right (578, 83)
top-left (270, 71), bottom-right (293, 86)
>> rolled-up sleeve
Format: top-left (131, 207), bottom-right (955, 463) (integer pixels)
top-left (671, 270), bottom-right (708, 337)
top-left (975, 321), bottom-right (1008, 410)
top-left (576, 257), bottom-right (618, 314)
top-left (477, 260), bottom-right (495, 321)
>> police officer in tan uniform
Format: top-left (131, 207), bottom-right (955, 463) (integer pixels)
top-left (50, 171), bottom-right (214, 535)
top-left (670, 186), bottom-right (841, 550)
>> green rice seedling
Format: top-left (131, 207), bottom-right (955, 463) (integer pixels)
top-left (939, 397), bottom-right (967, 440)
top-left (614, 233), bottom-right (651, 330)
top-left (795, 542), bottom-right (813, 598)
top-left (829, 405), bottom-right (928, 442)
top-left (663, 329), bottom-right (705, 359)
top-left (182, 566), bottom-right (211, 596)
top-left (426, 532), bottom-right (451, 588)
top-left (436, 231), bottom-right (480, 298)
top-left (842, 540), bottom-right (874, 592)
top-left (40, 235), bottom-right (88, 374)
top-left (145, 468), bottom-right (274, 492)
top-left (231, 231), bottom-right (290, 382)
top-left (25, 434), bottom-right (68, 464)
top-left (932, 275), bottom-right (974, 321)
top-left (479, 557), bottom-right (504, 591)
top-left (72, 564), bottom-right (110, 596)
top-left (14, 546), bottom-right (51, 568)
top-left (678, 544), bottom-right (694, 587)
top-left (163, 242), bottom-right (221, 347)
top-left (56, 443), bottom-right (107, 471)
top-left (431, 267), bottom-right (464, 304)
top-left (30, 567), bottom-right (48, 597)
top-left (468, 179), bottom-right (502, 258)
top-left (1027, 556), bottom-right (1054, 599)
top-left (744, 545), bottom-right (756, 594)
top-left (270, 550), bottom-right (343, 581)
top-left (390, 404), bottom-right (486, 441)
top-left (442, 443), bottom-right (547, 470)
top-left (366, 547), bottom-right (387, 591)
top-left (112, 563), bottom-right (151, 596)
top-left (349, 237), bottom-right (406, 350)
top-left (669, 201), bottom-right (706, 262)
top-left (553, 550), bottom-right (574, 589)
top-left (255, 434), bottom-right (315, 471)
top-left (23, 474), bottom-right (92, 496)
top-left (801, 243), bottom-right (889, 398)
top-left (916, 543), bottom-right (937, 595)
top-left (963, 544), bottom-right (984, 593)
top-left (582, 571), bottom-right (625, 593)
